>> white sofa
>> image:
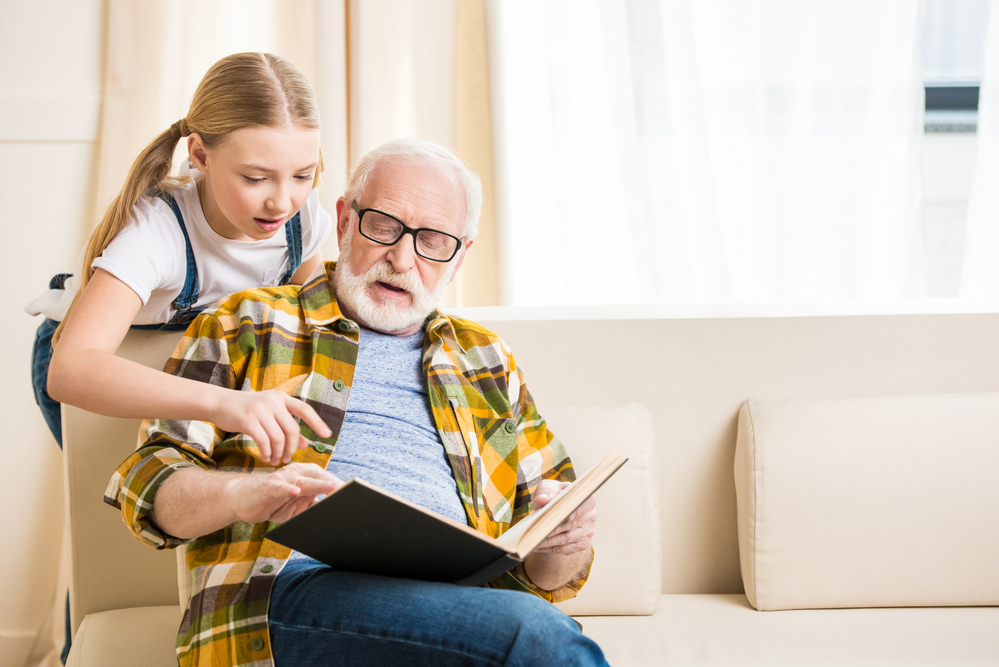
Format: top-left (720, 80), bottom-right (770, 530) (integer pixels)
top-left (65, 310), bottom-right (999, 666)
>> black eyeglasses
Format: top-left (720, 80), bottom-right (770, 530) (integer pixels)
top-left (351, 201), bottom-right (463, 262)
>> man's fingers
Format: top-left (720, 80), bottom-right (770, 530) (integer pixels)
top-left (535, 521), bottom-right (596, 554)
top-left (290, 476), bottom-right (340, 496)
top-left (284, 396), bottom-right (332, 438)
top-left (278, 463), bottom-right (344, 493)
top-left (533, 479), bottom-right (567, 509)
top-left (271, 495), bottom-right (316, 523)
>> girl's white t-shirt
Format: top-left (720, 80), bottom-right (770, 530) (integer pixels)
top-left (27, 174), bottom-right (332, 325)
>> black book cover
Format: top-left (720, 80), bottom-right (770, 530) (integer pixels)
top-left (265, 479), bottom-right (520, 585)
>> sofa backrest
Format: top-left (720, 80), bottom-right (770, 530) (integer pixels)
top-left (63, 330), bottom-right (184, 636)
top-left (460, 310), bottom-right (999, 594)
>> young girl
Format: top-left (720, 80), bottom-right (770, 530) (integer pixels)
top-left (28, 52), bottom-right (333, 467)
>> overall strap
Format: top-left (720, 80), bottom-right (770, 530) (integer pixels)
top-left (150, 190), bottom-right (200, 310)
top-left (279, 212), bottom-right (304, 285)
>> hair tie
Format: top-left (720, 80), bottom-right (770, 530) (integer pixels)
top-left (171, 119), bottom-right (190, 138)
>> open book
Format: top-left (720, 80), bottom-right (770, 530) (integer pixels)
top-left (265, 448), bottom-right (627, 586)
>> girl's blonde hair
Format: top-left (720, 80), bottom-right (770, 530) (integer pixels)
top-left (54, 52), bottom-right (323, 343)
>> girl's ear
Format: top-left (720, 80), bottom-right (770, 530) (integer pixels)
top-left (187, 134), bottom-right (210, 173)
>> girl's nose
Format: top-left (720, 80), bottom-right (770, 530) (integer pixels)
top-left (266, 185), bottom-right (291, 213)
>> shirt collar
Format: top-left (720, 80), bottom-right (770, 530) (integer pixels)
top-left (299, 261), bottom-right (351, 330)
top-left (426, 309), bottom-right (465, 354)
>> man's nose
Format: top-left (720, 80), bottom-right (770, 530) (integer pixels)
top-left (385, 231), bottom-right (419, 273)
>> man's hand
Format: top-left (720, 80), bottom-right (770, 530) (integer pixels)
top-left (531, 479), bottom-right (597, 554)
top-left (227, 463), bottom-right (343, 525)
top-left (209, 389), bottom-right (332, 467)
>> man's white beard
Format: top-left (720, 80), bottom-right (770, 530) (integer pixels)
top-left (333, 235), bottom-right (452, 333)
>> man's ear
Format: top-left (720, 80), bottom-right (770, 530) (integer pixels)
top-left (187, 134), bottom-right (209, 173)
top-left (447, 240), bottom-right (474, 285)
top-left (335, 197), bottom-right (350, 248)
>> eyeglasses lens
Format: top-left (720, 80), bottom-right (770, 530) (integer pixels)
top-left (360, 211), bottom-right (458, 261)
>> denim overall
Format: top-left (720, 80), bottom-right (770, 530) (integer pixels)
top-left (31, 190), bottom-right (304, 448)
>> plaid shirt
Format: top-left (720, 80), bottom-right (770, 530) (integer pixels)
top-left (105, 261), bottom-right (590, 667)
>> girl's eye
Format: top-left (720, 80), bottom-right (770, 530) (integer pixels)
top-left (295, 174), bottom-right (315, 182)
top-left (243, 176), bottom-right (264, 184)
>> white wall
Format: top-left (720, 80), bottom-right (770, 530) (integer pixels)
top-left (0, 1), bottom-right (104, 664)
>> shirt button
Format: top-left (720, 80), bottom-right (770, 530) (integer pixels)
top-left (261, 564), bottom-right (274, 573)
top-left (251, 637), bottom-right (264, 651)
top-left (337, 320), bottom-right (350, 331)
top-left (505, 422), bottom-right (516, 434)
top-left (314, 443), bottom-right (327, 453)
top-left (334, 380), bottom-right (345, 391)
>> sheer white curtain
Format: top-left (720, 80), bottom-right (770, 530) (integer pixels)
top-left (487, 0), bottom-right (924, 305)
top-left (962, 0), bottom-right (999, 298)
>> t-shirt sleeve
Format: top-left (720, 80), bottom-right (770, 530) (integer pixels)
top-left (90, 196), bottom-right (186, 305)
top-left (299, 189), bottom-right (333, 260)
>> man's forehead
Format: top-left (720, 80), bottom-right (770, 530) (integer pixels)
top-left (361, 160), bottom-right (463, 233)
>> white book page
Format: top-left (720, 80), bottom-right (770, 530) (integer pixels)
top-left (495, 493), bottom-right (560, 549)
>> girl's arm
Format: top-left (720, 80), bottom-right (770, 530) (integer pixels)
top-left (48, 269), bottom-right (331, 464)
top-left (289, 250), bottom-right (324, 285)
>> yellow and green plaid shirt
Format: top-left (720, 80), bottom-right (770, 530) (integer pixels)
top-left (105, 261), bottom-right (590, 667)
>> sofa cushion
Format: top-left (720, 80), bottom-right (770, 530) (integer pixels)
top-left (734, 393), bottom-right (999, 610)
top-left (548, 404), bottom-right (663, 616)
top-left (66, 606), bottom-right (181, 667)
top-left (581, 594), bottom-right (999, 666)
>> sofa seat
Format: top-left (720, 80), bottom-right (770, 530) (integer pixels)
top-left (580, 594), bottom-right (999, 666)
top-left (66, 605), bottom-right (181, 667)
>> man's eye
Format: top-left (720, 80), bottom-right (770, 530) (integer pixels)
top-left (370, 222), bottom-right (397, 236)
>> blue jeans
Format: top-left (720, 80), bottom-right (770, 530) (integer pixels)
top-left (32, 317), bottom-right (63, 447)
top-left (269, 561), bottom-right (608, 667)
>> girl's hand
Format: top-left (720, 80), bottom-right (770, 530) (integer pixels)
top-left (211, 389), bottom-right (332, 466)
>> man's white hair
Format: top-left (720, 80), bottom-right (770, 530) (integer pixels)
top-left (344, 138), bottom-right (483, 241)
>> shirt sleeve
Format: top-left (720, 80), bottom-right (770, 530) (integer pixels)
top-left (486, 354), bottom-right (594, 603)
top-left (299, 189), bottom-right (333, 261)
top-left (90, 195), bottom-right (186, 306)
top-left (103, 311), bottom-right (237, 549)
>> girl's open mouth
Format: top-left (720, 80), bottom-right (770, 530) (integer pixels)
top-left (254, 217), bottom-right (284, 231)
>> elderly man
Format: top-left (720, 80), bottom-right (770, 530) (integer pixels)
top-left (106, 138), bottom-right (606, 667)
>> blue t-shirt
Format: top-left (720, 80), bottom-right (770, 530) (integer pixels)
top-left (290, 325), bottom-right (466, 562)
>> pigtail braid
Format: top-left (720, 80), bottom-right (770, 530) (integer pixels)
top-left (53, 125), bottom-right (183, 344)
